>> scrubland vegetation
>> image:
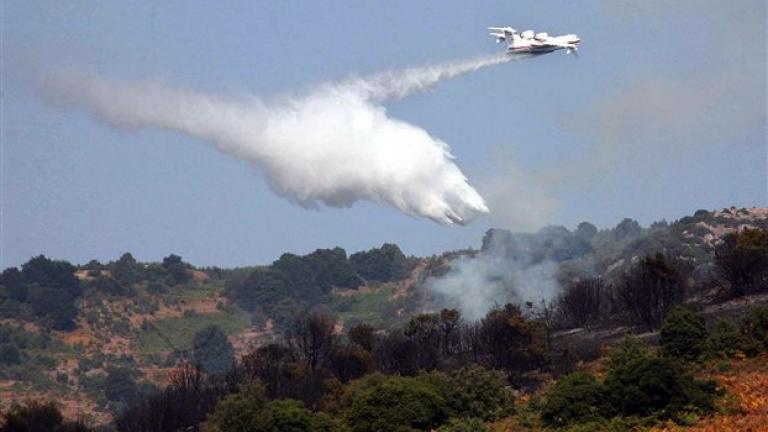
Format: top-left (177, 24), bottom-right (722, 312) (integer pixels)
top-left (1, 208), bottom-right (767, 431)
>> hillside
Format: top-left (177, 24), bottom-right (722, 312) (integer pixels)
top-left (1, 207), bottom-right (767, 428)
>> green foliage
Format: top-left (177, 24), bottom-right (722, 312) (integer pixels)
top-left (349, 243), bottom-right (412, 282)
top-left (603, 355), bottom-right (717, 420)
top-left (146, 281), bottom-right (168, 295)
top-left (539, 339), bottom-right (719, 428)
top-left (203, 394), bottom-right (341, 432)
top-left (0, 343), bottom-right (22, 365)
top-left (104, 367), bottom-right (138, 405)
top-left (200, 382), bottom-right (268, 432)
top-left (162, 254), bottom-right (192, 286)
top-left (605, 338), bottom-right (652, 374)
top-left (112, 252), bottom-right (142, 287)
top-left (541, 372), bottom-right (605, 427)
top-left (1, 256), bottom-right (84, 330)
top-left (192, 325), bottom-right (234, 375)
top-left (706, 320), bottom-right (742, 358)
top-left (437, 417), bottom-right (489, 432)
top-left (227, 247), bottom-right (362, 319)
top-left (739, 305), bottom-right (768, 356)
top-left (342, 373), bottom-right (449, 432)
top-left (660, 307), bottom-right (707, 361)
top-left (445, 365), bottom-right (514, 421)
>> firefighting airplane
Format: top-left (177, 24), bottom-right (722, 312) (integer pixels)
top-left (488, 26), bottom-right (580, 55)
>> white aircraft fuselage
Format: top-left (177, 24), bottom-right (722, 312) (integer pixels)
top-left (488, 27), bottom-right (581, 56)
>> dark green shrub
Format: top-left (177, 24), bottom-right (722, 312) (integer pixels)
top-left (349, 244), bottom-right (412, 282)
top-left (660, 308), bottom-right (707, 361)
top-left (146, 281), bottom-right (168, 295)
top-left (342, 373), bottom-right (449, 432)
top-left (202, 391), bottom-right (341, 432)
top-left (605, 338), bottom-right (652, 374)
top-left (0, 343), bottom-right (21, 365)
top-left (437, 418), bottom-right (489, 432)
top-left (445, 365), bottom-right (514, 421)
top-left (739, 305), bottom-right (768, 356)
top-left (541, 372), bottom-right (604, 427)
top-left (192, 325), bottom-right (234, 375)
top-left (705, 320), bottom-right (743, 358)
top-left (104, 367), bottom-right (138, 405)
top-left (603, 356), bottom-right (717, 420)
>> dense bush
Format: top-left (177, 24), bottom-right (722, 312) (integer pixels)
top-left (437, 417), bottom-right (489, 432)
top-left (705, 320), bottom-right (742, 358)
top-left (739, 305), bottom-right (768, 356)
top-left (201, 381), bottom-right (342, 432)
top-left (542, 339), bottom-right (719, 428)
top-left (0, 343), bottom-right (22, 365)
top-left (341, 373), bottom-right (449, 432)
top-left (660, 307), bottom-right (707, 361)
top-left (541, 372), bottom-right (604, 427)
top-left (0, 256), bottom-right (83, 330)
top-left (226, 247), bottom-right (367, 319)
top-left (349, 244), bottom-right (412, 282)
top-left (192, 325), bottom-right (235, 375)
top-left (444, 365), bottom-right (514, 421)
top-left (104, 367), bottom-right (138, 406)
top-left (603, 341), bottom-right (717, 420)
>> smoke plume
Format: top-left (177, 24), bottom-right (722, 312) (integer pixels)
top-left (35, 54), bottom-right (518, 225)
top-left (428, 225), bottom-right (594, 320)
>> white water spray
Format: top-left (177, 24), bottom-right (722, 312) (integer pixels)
top-left (36, 53), bottom-right (517, 224)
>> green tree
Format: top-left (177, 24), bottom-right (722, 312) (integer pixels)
top-left (0, 343), bottom-right (21, 365)
top-left (445, 365), bottom-right (514, 421)
top-left (203, 393), bottom-right (340, 432)
top-left (541, 372), bottom-right (604, 428)
top-left (705, 320), bottom-right (743, 358)
top-left (660, 307), bottom-right (707, 361)
top-left (342, 373), bottom-right (449, 432)
top-left (112, 252), bottom-right (141, 286)
top-left (349, 244), bottom-right (411, 282)
top-left (603, 356), bottom-right (717, 419)
top-left (162, 254), bottom-right (191, 286)
top-left (104, 367), bottom-right (138, 406)
top-left (192, 325), bottom-right (234, 375)
top-left (739, 305), bottom-right (768, 356)
top-left (438, 418), bottom-right (489, 432)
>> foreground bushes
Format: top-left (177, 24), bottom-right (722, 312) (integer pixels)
top-left (339, 366), bottom-right (513, 432)
top-left (541, 339), bottom-right (719, 429)
top-left (660, 307), bottom-right (707, 361)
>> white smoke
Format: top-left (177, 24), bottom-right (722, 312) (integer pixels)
top-left (428, 254), bottom-right (559, 321)
top-left (427, 226), bottom-right (584, 320)
top-left (35, 53), bottom-right (519, 225)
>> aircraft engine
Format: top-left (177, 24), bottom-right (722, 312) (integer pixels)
top-left (521, 30), bottom-right (535, 39)
top-left (534, 32), bottom-right (549, 40)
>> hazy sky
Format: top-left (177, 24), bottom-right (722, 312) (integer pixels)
top-left (2, 1), bottom-right (766, 268)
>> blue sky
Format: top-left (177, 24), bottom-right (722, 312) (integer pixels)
top-left (2, 1), bottom-right (766, 268)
